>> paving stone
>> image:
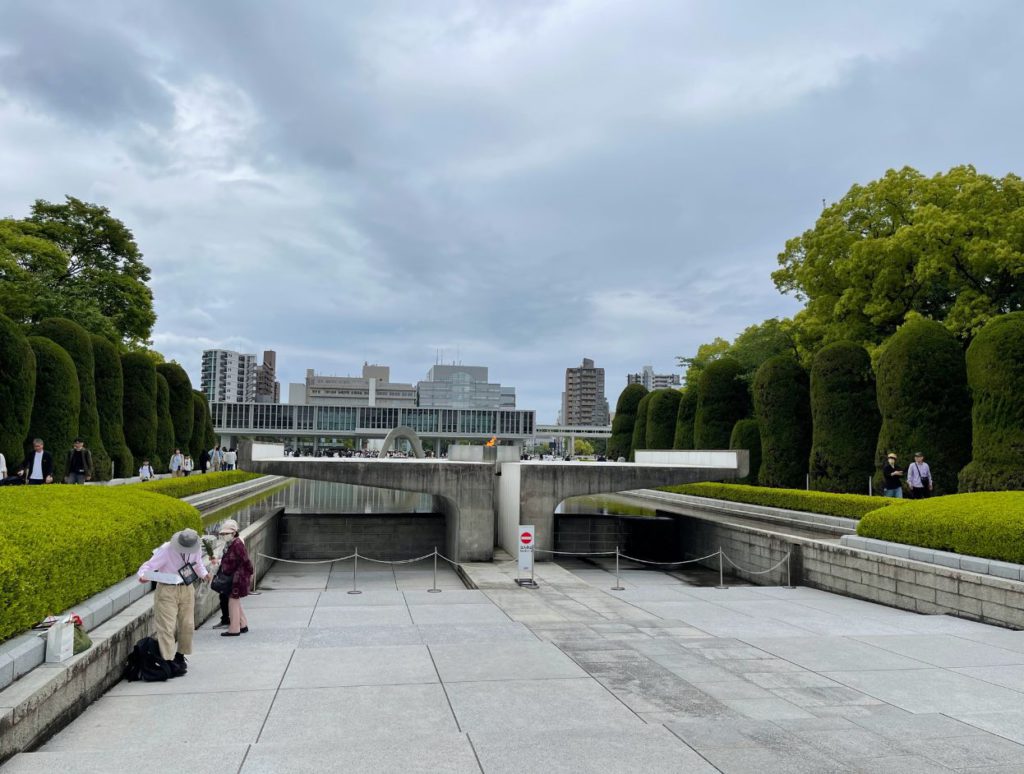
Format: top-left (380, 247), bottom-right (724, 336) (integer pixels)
top-left (2, 746), bottom-right (250, 773)
top-left (430, 640), bottom-right (585, 682)
top-left (298, 624), bottom-right (423, 648)
top-left (308, 605), bottom-right (413, 627)
top-left (239, 734), bottom-right (480, 773)
top-left (409, 603), bottom-right (512, 625)
top-left (282, 645), bottom-right (437, 689)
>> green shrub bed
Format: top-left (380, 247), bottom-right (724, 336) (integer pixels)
top-left (137, 470), bottom-right (262, 499)
top-left (858, 492), bottom-right (1024, 563)
top-left (0, 487), bottom-right (201, 641)
top-left (660, 482), bottom-right (905, 519)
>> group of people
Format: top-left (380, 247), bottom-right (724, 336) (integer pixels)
top-left (136, 518), bottom-right (253, 677)
top-left (0, 437), bottom-right (92, 485)
top-left (881, 451), bottom-right (934, 498)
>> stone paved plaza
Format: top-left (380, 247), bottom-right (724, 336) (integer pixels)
top-left (6, 556), bottom-right (1024, 772)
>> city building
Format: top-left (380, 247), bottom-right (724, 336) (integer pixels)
top-left (562, 358), bottom-right (609, 426)
top-left (255, 350), bottom-right (281, 403)
top-left (201, 349), bottom-right (256, 403)
top-left (416, 364), bottom-right (516, 410)
top-left (627, 365), bottom-right (681, 391)
top-left (303, 363), bottom-right (417, 408)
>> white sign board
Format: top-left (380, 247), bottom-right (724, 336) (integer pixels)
top-left (518, 525), bottom-right (535, 576)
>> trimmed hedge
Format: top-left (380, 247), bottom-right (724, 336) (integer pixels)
top-left (752, 355), bottom-right (811, 488)
top-left (25, 337), bottom-right (80, 481)
top-left (630, 392), bottom-right (652, 460)
top-left (875, 318), bottom-right (971, 496)
top-left (858, 492), bottom-right (1024, 563)
top-left (645, 388), bottom-right (681, 449)
top-left (121, 352), bottom-right (157, 469)
top-left (0, 487), bottom-right (201, 640)
top-left (156, 362), bottom-right (194, 452)
top-left (694, 357), bottom-right (750, 449)
top-left (608, 383), bottom-right (647, 460)
top-left (189, 390), bottom-right (211, 460)
top-left (34, 318), bottom-right (110, 480)
top-left (809, 341), bottom-right (879, 493)
top-left (91, 334), bottom-right (135, 479)
top-left (960, 312), bottom-right (1024, 491)
top-left (729, 418), bottom-right (762, 486)
top-left (137, 469), bottom-right (261, 498)
top-left (662, 482), bottom-right (903, 520)
top-left (672, 387), bottom-right (697, 450)
top-left (0, 313), bottom-right (36, 465)
top-left (155, 372), bottom-right (176, 472)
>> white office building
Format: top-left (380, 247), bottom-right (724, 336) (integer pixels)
top-left (627, 365), bottom-right (681, 391)
top-left (201, 349), bottom-right (256, 403)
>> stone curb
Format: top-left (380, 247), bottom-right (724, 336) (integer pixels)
top-left (839, 535), bottom-right (1024, 582)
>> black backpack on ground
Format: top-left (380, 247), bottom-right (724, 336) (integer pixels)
top-left (124, 637), bottom-right (173, 682)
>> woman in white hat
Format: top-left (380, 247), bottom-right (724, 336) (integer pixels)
top-left (137, 528), bottom-right (211, 675)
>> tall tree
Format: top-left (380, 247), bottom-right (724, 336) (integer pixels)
top-left (0, 313), bottom-right (36, 464)
top-left (156, 362), bottom-right (194, 452)
top-left (774, 166), bottom-right (1024, 358)
top-left (608, 383), bottom-right (647, 461)
top-left (874, 318), bottom-right (971, 495)
top-left (121, 352), bottom-right (157, 469)
top-left (155, 373), bottom-right (176, 472)
top-left (672, 387), bottom-right (698, 449)
top-left (959, 312), bottom-right (1024, 491)
top-left (25, 337), bottom-right (80, 480)
top-left (645, 388), bottom-right (682, 449)
top-left (730, 419), bottom-right (762, 486)
top-left (630, 393), bottom-right (652, 460)
top-left (92, 334), bottom-right (135, 478)
top-left (752, 355), bottom-right (812, 488)
top-left (34, 318), bottom-right (111, 480)
top-left (694, 357), bottom-right (750, 449)
top-left (10, 197), bottom-right (156, 346)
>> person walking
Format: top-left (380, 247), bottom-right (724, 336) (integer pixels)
top-left (908, 452), bottom-right (934, 499)
top-left (223, 448), bottom-right (237, 471)
top-left (881, 452), bottom-right (904, 498)
top-left (216, 519), bottom-right (253, 637)
top-left (198, 447), bottom-right (210, 474)
top-left (183, 455), bottom-right (194, 477)
top-left (209, 446), bottom-right (222, 472)
top-left (17, 438), bottom-right (54, 485)
top-left (0, 451), bottom-right (6, 481)
top-left (64, 437), bottom-right (94, 484)
top-left (169, 448), bottom-right (185, 478)
top-left (137, 528), bottom-right (210, 675)
top-left (138, 459), bottom-right (155, 481)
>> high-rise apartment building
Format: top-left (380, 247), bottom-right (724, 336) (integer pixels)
top-left (627, 365), bottom-right (681, 391)
top-left (416, 364), bottom-right (516, 410)
top-left (255, 350), bottom-right (281, 403)
top-left (201, 349), bottom-right (256, 403)
top-left (562, 358), bottom-right (609, 426)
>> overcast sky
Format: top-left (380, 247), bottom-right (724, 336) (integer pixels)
top-left (2, 0), bottom-right (1022, 421)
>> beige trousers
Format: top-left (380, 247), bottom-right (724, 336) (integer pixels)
top-left (152, 583), bottom-right (195, 660)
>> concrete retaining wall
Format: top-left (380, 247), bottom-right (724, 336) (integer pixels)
top-left (278, 513), bottom-right (446, 561)
top-left (0, 506), bottom-right (283, 765)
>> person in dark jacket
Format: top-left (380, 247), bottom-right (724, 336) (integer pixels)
top-left (217, 520), bottom-right (253, 636)
top-left (17, 438), bottom-right (54, 484)
top-left (64, 437), bottom-right (94, 484)
top-left (198, 448), bottom-right (210, 474)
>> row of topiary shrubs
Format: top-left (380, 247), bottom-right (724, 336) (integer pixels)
top-left (137, 470), bottom-right (262, 499)
top-left (612, 313), bottom-right (1024, 495)
top-left (0, 313), bottom-right (218, 482)
top-left (661, 482), bottom-right (905, 520)
top-left (0, 487), bottom-right (201, 641)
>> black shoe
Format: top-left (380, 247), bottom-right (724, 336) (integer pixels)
top-left (212, 621), bottom-right (229, 630)
top-left (168, 660), bottom-right (187, 677)
top-left (240, 627), bottom-right (249, 633)
top-left (173, 652), bottom-right (188, 672)
top-left (220, 631), bottom-right (241, 637)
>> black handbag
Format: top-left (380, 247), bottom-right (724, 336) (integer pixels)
top-left (211, 569), bottom-right (233, 594)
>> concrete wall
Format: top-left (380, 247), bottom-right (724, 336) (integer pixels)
top-left (634, 450), bottom-right (741, 467)
top-left (279, 514), bottom-right (445, 561)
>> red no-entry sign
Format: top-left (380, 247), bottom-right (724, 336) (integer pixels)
top-left (520, 531), bottom-right (533, 545)
top-left (518, 525), bottom-right (535, 577)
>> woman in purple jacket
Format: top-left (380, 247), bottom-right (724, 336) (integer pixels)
top-left (217, 520), bottom-right (254, 636)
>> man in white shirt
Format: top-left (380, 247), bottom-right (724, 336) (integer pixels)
top-left (223, 448), bottom-right (237, 470)
top-left (17, 438), bottom-right (54, 484)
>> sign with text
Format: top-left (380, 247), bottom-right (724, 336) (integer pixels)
top-left (518, 525), bottom-right (535, 576)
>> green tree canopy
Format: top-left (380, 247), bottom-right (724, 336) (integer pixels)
top-left (0, 312), bottom-right (36, 464)
top-left (672, 387), bottom-right (698, 450)
top-left (678, 318), bottom-right (797, 388)
top-left (645, 388), bottom-right (681, 449)
top-left (809, 341), bottom-right (880, 493)
top-left (608, 383), bottom-right (647, 460)
top-left (121, 352), bottom-right (157, 469)
top-left (959, 312), bottom-right (1024, 491)
top-left (1, 197), bottom-right (155, 346)
top-left (190, 390), bottom-right (211, 460)
top-left (774, 166), bottom-right (1024, 358)
top-left (693, 357), bottom-right (751, 449)
top-left (34, 317), bottom-right (111, 479)
top-left (752, 355), bottom-right (812, 488)
top-left (874, 317), bottom-right (971, 496)
top-left (25, 337), bottom-right (80, 480)
top-left (156, 362), bottom-right (194, 452)
top-left (630, 393), bottom-right (652, 459)
top-left (92, 334), bottom-right (135, 478)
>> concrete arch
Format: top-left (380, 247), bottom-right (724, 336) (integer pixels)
top-left (379, 426), bottom-right (425, 458)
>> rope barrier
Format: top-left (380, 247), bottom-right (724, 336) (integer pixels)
top-left (256, 553), bottom-right (356, 564)
top-left (533, 548), bottom-right (617, 557)
top-left (722, 551), bottom-right (792, 576)
top-left (617, 550), bottom-right (723, 567)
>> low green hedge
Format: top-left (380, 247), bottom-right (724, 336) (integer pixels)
top-left (0, 487), bottom-right (201, 641)
top-left (660, 482), bottom-right (905, 519)
top-left (137, 470), bottom-right (261, 499)
top-left (858, 492), bottom-right (1024, 563)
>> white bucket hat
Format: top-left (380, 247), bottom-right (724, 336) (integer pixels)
top-left (170, 528), bottom-right (200, 554)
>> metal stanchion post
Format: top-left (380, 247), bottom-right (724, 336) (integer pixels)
top-left (347, 547), bottom-right (362, 595)
top-left (716, 548), bottom-right (728, 589)
top-left (428, 547), bottom-right (441, 593)
top-left (611, 545), bottom-right (625, 591)
top-left (784, 553), bottom-right (795, 589)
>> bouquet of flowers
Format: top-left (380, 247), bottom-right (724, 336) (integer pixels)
top-left (70, 613), bottom-right (92, 655)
